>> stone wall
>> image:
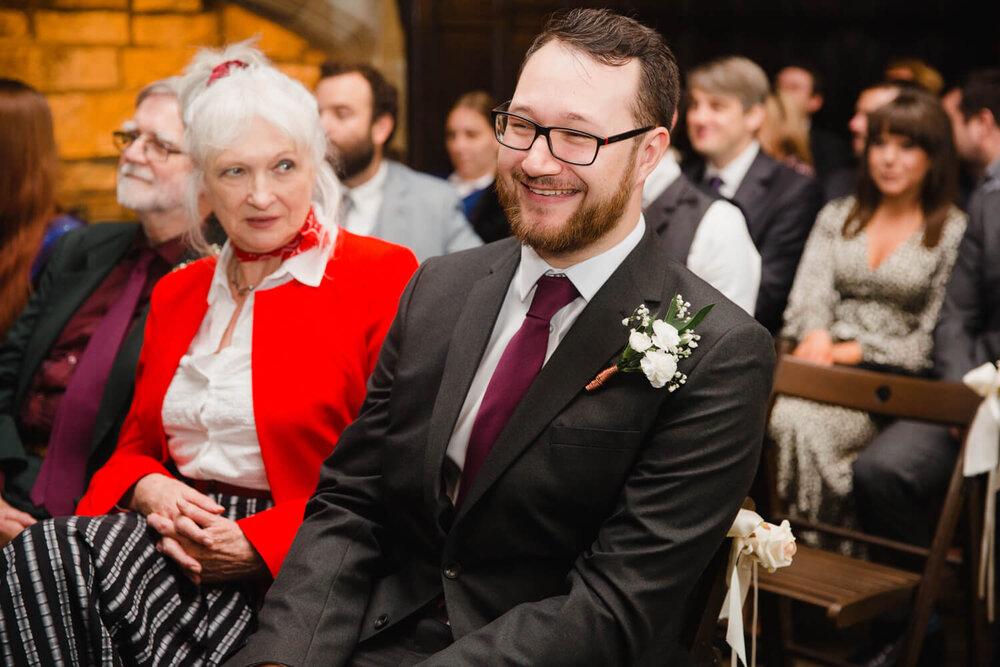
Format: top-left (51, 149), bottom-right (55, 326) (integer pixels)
top-left (0, 0), bottom-right (405, 222)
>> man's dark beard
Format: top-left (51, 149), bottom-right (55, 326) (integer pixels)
top-left (329, 136), bottom-right (377, 181)
top-left (496, 157), bottom-right (636, 255)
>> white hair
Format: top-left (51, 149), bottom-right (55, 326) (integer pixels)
top-left (178, 40), bottom-right (341, 252)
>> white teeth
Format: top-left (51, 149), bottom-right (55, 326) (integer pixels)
top-left (527, 186), bottom-right (574, 196)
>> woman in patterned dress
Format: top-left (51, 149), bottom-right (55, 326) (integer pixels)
top-left (0, 42), bottom-right (417, 666)
top-left (769, 90), bottom-right (967, 552)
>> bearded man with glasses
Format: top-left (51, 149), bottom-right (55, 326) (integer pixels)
top-left (0, 78), bottom-right (220, 542)
top-left (232, 8), bottom-right (773, 667)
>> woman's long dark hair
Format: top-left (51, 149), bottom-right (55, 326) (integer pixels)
top-left (843, 89), bottom-right (958, 248)
top-left (0, 79), bottom-right (58, 337)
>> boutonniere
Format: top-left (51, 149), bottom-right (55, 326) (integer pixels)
top-left (586, 295), bottom-right (713, 392)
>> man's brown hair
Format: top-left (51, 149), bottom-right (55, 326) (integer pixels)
top-left (318, 61), bottom-right (399, 145)
top-left (522, 8), bottom-right (679, 129)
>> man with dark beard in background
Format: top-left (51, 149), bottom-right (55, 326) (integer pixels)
top-left (316, 62), bottom-right (481, 262)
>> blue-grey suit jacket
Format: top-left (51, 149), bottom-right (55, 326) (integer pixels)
top-left (371, 161), bottom-right (482, 263)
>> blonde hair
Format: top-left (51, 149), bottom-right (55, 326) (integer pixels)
top-left (178, 40), bottom-right (341, 252)
top-left (885, 59), bottom-right (944, 96)
top-left (759, 90), bottom-right (813, 169)
top-left (687, 56), bottom-right (769, 110)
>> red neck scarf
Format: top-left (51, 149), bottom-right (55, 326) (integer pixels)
top-left (231, 207), bottom-right (324, 263)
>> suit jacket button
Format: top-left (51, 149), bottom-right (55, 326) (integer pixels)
top-left (443, 563), bottom-right (461, 579)
top-left (374, 613), bottom-right (388, 629)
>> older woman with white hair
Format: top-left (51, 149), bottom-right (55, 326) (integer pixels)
top-left (0, 42), bottom-right (417, 666)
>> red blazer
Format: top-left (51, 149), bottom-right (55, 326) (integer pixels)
top-left (76, 230), bottom-right (417, 577)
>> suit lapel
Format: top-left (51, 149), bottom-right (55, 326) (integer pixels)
top-left (454, 227), bottom-right (673, 520)
top-left (422, 244), bottom-right (520, 516)
top-left (16, 226), bottom-right (139, 402)
top-left (732, 153), bottom-right (774, 242)
top-left (372, 162), bottom-right (406, 240)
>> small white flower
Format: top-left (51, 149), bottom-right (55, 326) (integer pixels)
top-left (629, 330), bottom-right (653, 352)
top-left (651, 320), bottom-right (680, 351)
top-left (639, 349), bottom-right (678, 389)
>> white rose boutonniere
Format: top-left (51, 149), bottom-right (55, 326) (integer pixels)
top-left (586, 295), bottom-right (713, 391)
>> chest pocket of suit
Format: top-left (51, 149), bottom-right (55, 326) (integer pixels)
top-left (546, 426), bottom-right (642, 514)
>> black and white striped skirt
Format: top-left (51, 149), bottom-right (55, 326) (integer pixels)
top-left (0, 493), bottom-right (273, 666)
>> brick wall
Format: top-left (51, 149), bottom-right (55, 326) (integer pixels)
top-left (0, 1), bottom-right (405, 222)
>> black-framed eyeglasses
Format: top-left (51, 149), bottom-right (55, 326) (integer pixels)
top-left (112, 130), bottom-right (184, 162)
top-left (491, 103), bottom-right (653, 166)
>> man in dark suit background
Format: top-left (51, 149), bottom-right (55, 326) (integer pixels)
top-left (0, 78), bottom-right (204, 543)
top-left (684, 56), bottom-right (822, 334)
top-left (229, 9), bottom-right (773, 667)
top-left (642, 148), bottom-right (760, 315)
top-left (774, 63), bottom-right (851, 181)
top-left (943, 68), bottom-right (1000, 208)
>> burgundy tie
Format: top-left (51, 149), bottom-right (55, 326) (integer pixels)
top-left (455, 275), bottom-right (579, 508)
top-left (32, 250), bottom-right (155, 516)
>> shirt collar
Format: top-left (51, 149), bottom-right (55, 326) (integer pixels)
top-left (346, 160), bottom-right (389, 202)
top-left (516, 214), bottom-right (646, 304)
top-left (449, 171), bottom-right (495, 191)
top-left (207, 228), bottom-right (335, 304)
top-left (705, 140), bottom-right (760, 193)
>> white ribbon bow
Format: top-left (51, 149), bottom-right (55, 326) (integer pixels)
top-left (962, 361), bottom-right (1000, 621)
top-left (719, 509), bottom-right (796, 667)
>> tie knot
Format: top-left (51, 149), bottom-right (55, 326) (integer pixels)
top-left (527, 275), bottom-right (579, 322)
top-left (707, 175), bottom-right (724, 192)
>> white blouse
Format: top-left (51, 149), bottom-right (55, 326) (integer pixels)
top-left (160, 234), bottom-right (331, 489)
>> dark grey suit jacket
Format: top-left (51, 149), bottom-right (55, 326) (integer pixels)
top-left (687, 151), bottom-right (822, 334)
top-left (934, 187), bottom-right (1000, 380)
top-left (0, 224), bottom-right (145, 515)
top-left (229, 226), bottom-right (774, 666)
top-left (644, 173), bottom-right (717, 264)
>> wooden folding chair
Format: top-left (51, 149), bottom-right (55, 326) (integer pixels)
top-left (755, 355), bottom-right (985, 667)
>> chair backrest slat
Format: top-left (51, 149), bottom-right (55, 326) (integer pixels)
top-left (772, 357), bottom-right (980, 426)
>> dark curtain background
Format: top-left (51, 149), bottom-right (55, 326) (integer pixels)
top-left (397, 0), bottom-right (1000, 174)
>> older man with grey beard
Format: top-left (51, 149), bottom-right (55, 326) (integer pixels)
top-left (0, 77), bottom-right (211, 542)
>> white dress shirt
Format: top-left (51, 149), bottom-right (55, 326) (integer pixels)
top-left (444, 216), bottom-right (646, 499)
top-left (161, 234), bottom-right (332, 489)
top-left (705, 140), bottom-right (760, 199)
top-left (340, 161), bottom-right (388, 237)
top-left (448, 172), bottom-right (495, 200)
top-left (643, 152), bottom-right (761, 314)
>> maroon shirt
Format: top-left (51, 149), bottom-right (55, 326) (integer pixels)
top-left (17, 232), bottom-right (186, 449)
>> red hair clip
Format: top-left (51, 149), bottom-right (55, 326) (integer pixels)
top-left (207, 59), bottom-right (248, 86)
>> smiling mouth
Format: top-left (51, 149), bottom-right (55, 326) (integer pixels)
top-left (525, 184), bottom-right (577, 196)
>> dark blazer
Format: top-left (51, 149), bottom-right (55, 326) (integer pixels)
top-left (0, 223), bottom-right (196, 516)
top-left (230, 226), bottom-right (775, 666)
top-left (687, 151), bottom-right (822, 334)
top-left (467, 181), bottom-right (511, 244)
top-left (934, 187), bottom-right (1000, 381)
top-left (644, 173), bottom-right (717, 263)
top-left (808, 125), bottom-right (851, 182)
